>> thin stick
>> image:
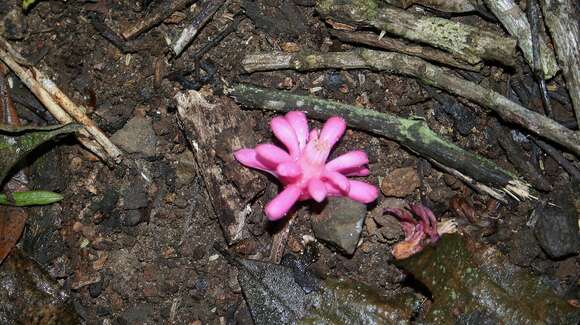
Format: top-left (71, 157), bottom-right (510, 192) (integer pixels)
top-left (171, 0), bottom-right (225, 57)
top-left (539, 0), bottom-right (580, 127)
top-left (483, 0), bottom-right (559, 79)
top-left (316, 0), bottom-right (517, 66)
top-left (0, 41), bottom-right (119, 162)
top-left (241, 50), bottom-right (580, 156)
top-left (122, 0), bottom-right (196, 40)
top-left (228, 83), bottom-right (532, 199)
top-left (329, 30), bottom-right (480, 71)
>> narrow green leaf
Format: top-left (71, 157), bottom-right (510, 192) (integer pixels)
top-left (0, 190), bottom-right (63, 206)
top-left (22, 0), bottom-right (38, 10)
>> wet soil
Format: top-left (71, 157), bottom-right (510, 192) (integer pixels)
top-left (0, 0), bottom-right (578, 323)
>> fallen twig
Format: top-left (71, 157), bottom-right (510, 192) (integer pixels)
top-left (172, 0), bottom-right (225, 57)
top-left (483, 0), bottom-right (559, 79)
top-left (539, 0), bottom-right (580, 127)
top-left (122, 0), bottom-right (197, 40)
top-left (382, 0), bottom-right (476, 13)
top-left (241, 50), bottom-right (580, 156)
top-left (0, 37), bottom-right (122, 163)
top-left (533, 138), bottom-right (580, 182)
top-left (526, 0), bottom-right (553, 117)
top-left (316, 0), bottom-right (517, 66)
top-left (329, 30), bottom-right (480, 71)
top-left (88, 12), bottom-right (139, 53)
top-left (228, 83), bottom-right (531, 200)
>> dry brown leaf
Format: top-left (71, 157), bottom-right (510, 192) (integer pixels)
top-left (0, 206), bottom-right (27, 264)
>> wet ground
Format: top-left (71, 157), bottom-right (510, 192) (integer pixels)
top-left (0, 0), bottom-right (578, 324)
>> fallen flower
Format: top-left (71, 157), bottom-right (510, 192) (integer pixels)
top-left (235, 111), bottom-right (378, 221)
top-left (385, 204), bottom-right (456, 260)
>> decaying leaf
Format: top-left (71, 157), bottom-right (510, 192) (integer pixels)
top-left (0, 206), bottom-right (26, 264)
top-left (0, 123), bottom-right (80, 185)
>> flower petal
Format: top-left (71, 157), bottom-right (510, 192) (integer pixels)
top-left (265, 186), bottom-right (301, 221)
top-left (308, 178), bottom-right (327, 202)
top-left (325, 150), bottom-right (369, 172)
top-left (285, 111), bottom-right (309, 150)
top-left (346, 180), bottom-right (379, 203)
top-left (323, 171), bottom-right (350, 193)
top-left (344, 167), bottom-right (370, 177)
top-left (234, 149), bottom-right (272, 173)
top-left (276, 161), bottom-right (302, 178)
top-left (271, 116), bottom-right (300, 157)
top-left (255, 144), bottom-right (291, 168)
top-left (410, 204), bottom-right (439, 242)
top-left (319, 116), bottom-right (346, 148)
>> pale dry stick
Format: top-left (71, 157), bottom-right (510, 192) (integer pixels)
top-left (484, 0), bottom-right (559, 79)
top-left (122, 0), bottom-right (196, 40)
top-left (539, 0), bottom-right (580, 127)
top-left (0, 46), bottom-right (115, 162)
top-left (241, 50), bottom-right (580, 156)
top-left (172, 0), bottom-right (225, 56)
top-left (34, 69), bottom-right (123, 162)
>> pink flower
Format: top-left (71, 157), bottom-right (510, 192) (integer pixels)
top-left (234, 111), bottom-right (379, 221)
top-left (385, 204), bottom-right (440, 260)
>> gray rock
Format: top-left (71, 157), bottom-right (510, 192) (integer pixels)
top-left (312, 198), bottom-right (367, 255)
top-left (122, 182), bottom-right (148, 210)
top-left (119, 303), bottom-right (154, 324)
top-left (111, 115), bottom-right (157, 157)
top-left (122, 210), bottom-right (143, 227)
top-left (534, 190), bottom-right (579, 259)
top-left (1, 9), bottom-right (27, 40)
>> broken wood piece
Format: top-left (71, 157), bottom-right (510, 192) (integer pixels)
top-left (175, 90), bottom-right (266, 244)
top-left (483, 0), bottom-right (558, 79)
top-left (228, 83), bottom-right (531, 200)
top-left (240, 50), bottom-right (580, 156)
top-left (0, 38), bottom-right (121, 163)
top-left (315, 0), bottom-right (517, 66)
top-left (172, 0), bottom-right (225, 57)
top-left (539, 0), bottom-right (580, 127)
top-left (330, 30), bottom-right (480, 71)
top-left (382, 0), bottom-right (476, 12)
top-left (122, 0), bottom-right (196, 40)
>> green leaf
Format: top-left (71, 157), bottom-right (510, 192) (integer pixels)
top-left (22, 0), bottom-right (39, 10)
top-left (0, 190), bottom-right (63, 206)
top-left (0, 123), bottom-right (80, 185)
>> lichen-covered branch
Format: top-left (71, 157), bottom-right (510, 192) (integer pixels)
top-left (539, 0), bottom-right (580, 127)
top-left (382, 0), bottom-right (476, 12)
top-left (316, 0), bottom-right (517, 66)
top-left (329, 30), bottom-right (480, 71)
top-left (483, 0), bottom-right (559, 79)
top-left (241, 50), bottom-right (580, 156)
top-left (228, 83), bottom-right (531, 199)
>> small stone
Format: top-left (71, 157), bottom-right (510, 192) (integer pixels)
top-left (380, 167), bottom-right (420, 197)
top-left (232, 239), bottom-right (258, 255)
top-left (122, 210), bottom-right (143, 227)
top-left (174, 151), bottom-right (195, 187)
top-left (89, 281), bottom-right (103, 298)
top-left (287, 235), bottom-right (304, 253)
top-left (111, 115), bottom-right (158, 157)
top-left (122, 183), bottom-right (148, 210)
top-left (281, 42), bottom-right (301, 53)
top-left (1, 9), bottom-right (27, 40)
top-left (534, 190), bottom-right (580, 259)
top-left (374, 214), bottom-right (404, 244)
top-left (312, 197), bottom-right (367, 255)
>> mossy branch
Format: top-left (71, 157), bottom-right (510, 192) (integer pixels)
top-left (228, 83), bottom-right (530, 199)
top-left (241, 50), bottom-right (580, 156)
top-left (315, 0), bottom-right (517, 66)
